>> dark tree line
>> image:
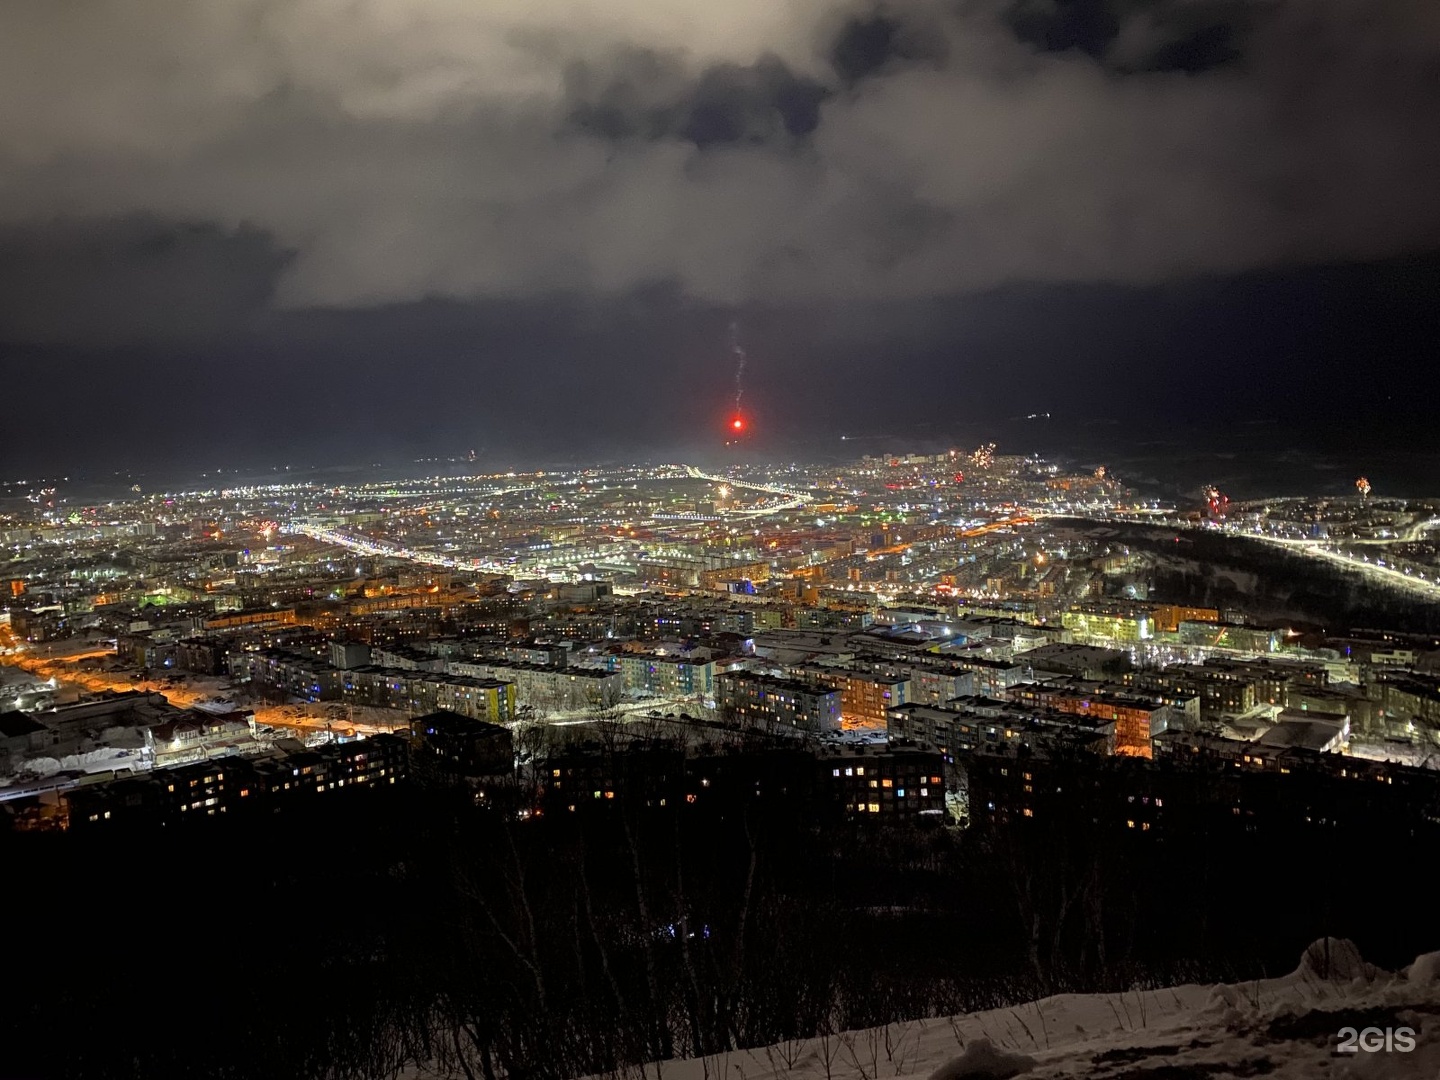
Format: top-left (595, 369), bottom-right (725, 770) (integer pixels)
top-left (3, 745), bottom-right (1436, 1080)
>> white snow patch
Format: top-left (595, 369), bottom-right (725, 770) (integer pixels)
top-left (1405, 951), bottom-right (1440, 986)
top-left (403, 941), bottom-right (1440, 1079)
top-left (927, 1039), bottom-right (1034, 1080)
top-left (1296, 936), bottom-right (1381, 983)
top-left (616, 941), bottom-right (1439, 1080)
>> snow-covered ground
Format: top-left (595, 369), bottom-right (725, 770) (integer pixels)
top-left (568, 940), bottom-right (1440, 1080)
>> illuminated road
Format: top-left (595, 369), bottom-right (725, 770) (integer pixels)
top-left (290, 466), bottom-right (812, 575)
top-left (681, 465), bottom-right (811, 513)
top-left (958, 514), bottom-right (1035, 538)
top-left (286, 521), bottom-right (516, 573)
top-left (1341, 517), bottom-right (1440, 545)
top-left (1240, 532), bottom-right (1440, 600)
top-left (251, 707), bottom-right (406, 738)
top-left (1064, 514), bottom-right (1440, 602)
top-left (1, 636), bottom-right (213, 705)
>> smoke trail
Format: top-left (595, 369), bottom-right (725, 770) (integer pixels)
top-left (730, 321), bottom-right (747, 412)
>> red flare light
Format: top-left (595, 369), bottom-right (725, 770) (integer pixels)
top-left (731, 416), bottom-right (745, 431)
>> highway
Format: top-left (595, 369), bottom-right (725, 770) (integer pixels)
top-left (289, 465), bottom-right (813, 575)
top-left (1240, 532), bottom-right (1440, 601)
top-left (1061, 513), bottom-right (1440, 602)
top-left (681, 465), bottom-right (812, 513)
top-left (286, 521), bottom-right (517, 574)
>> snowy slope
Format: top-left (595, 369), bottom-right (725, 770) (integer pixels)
top-left (594, 940), bottom-right (1440, 1080)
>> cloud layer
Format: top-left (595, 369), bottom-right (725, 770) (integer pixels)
top-left (2, 0), bottom-right (1438, 316)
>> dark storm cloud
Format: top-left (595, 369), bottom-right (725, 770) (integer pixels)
top-left (566, 50), bottom-right (827, 148)
top-left (1007, 0), bottom-right (1127, 59)
top-left (7, 252), bottom-right (1438, 479)
top-left (830, 10), bottom-right (951, 84)
top-left (0, 217), bottom-right (290, 347)
top-left (0, 0), bottom-right (1438, 330)
top-left (1008, 0), bottom-right (1255, 73)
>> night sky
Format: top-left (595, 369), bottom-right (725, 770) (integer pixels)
top-left (2, 0), bottom-right (1438, 477)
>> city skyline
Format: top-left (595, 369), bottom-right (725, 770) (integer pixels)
top-left (5, 2), bottom-right (1440, 1077)
top-left (6, 448), bottom-right (1440, 1077)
